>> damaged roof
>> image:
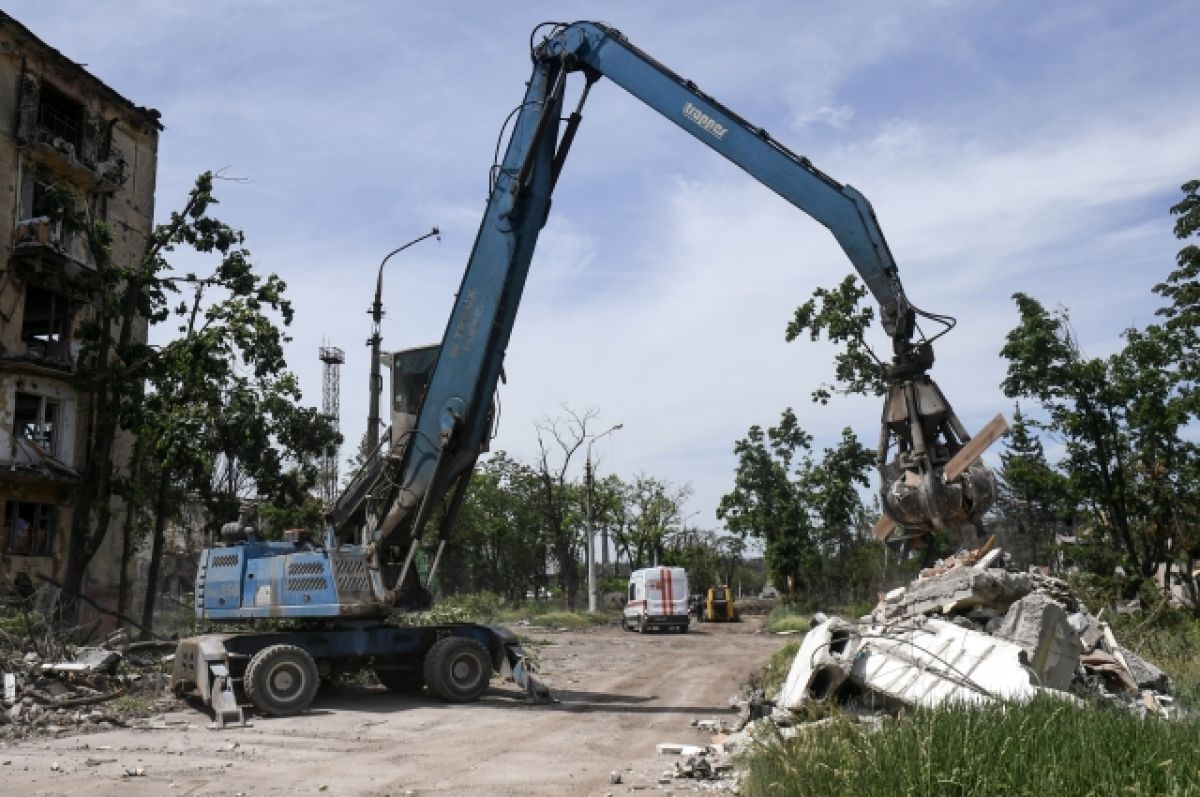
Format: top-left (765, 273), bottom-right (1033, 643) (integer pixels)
top-left (0, 10), bottom-right (163, 131)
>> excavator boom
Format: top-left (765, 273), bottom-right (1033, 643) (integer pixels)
top-left (326, 21), bottom-right (994, 612)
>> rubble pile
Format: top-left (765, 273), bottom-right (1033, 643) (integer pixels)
top-left (775, 543), bottom-right (1176, 720)
top-left (1, 632), bottom-right (178, 739)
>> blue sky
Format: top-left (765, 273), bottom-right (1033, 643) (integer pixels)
top-left (10, 1), bottom-right (1199, 530)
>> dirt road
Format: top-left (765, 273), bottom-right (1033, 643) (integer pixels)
top-left (0, 618), bottom-right (784, 796)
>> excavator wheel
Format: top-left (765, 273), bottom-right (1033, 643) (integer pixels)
top-left (423, 636), bottom-right (492, 703)
top-left (244, 644), bottom-right (320, 717)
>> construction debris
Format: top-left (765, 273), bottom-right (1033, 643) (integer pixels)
top-left (778, 543), bottom-right (1177, 719)
top-left (1, 631), bottom-right (179, 739)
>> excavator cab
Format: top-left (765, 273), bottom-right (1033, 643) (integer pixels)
top-left (390, 344), bottom-right (440, 447)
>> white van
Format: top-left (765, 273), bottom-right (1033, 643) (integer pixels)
top-left (622, 567), bottom-right (690, 633)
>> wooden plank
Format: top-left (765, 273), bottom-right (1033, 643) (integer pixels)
top-left (942, 413), bottom-right (1009, 482)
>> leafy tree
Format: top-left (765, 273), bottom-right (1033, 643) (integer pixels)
top-left (996, 404), bottom-right (1068, 564)
top-left (63, 174), bottom-right (225, 615)
top-left (612, 474), bottom-right (691, 570)
top-left (131, 174), bottom-right (338, 633)
top-left (999, 180), bottom-right (1200, 594)
top-left (718, 408), bottom-right (815, 597)
top-left (440, 453), bottom-right (547, 601)
top-left (801, 428), bottom-right (878, 600)
top-left (719, 410), bottom-right (879, 604)
top-left (55, 172), bottom-right (336, 628)
top-left (785, 275), bottom-right (888, 403)
top-left (663, 526), bottom-right (721, 593)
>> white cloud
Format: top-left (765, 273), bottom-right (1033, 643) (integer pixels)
top-left (791, 105), bottom-right (856, 132)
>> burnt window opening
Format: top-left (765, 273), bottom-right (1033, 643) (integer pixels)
top-left (13, 392), bottom-right (60, 455)
top-left (36, 82), bottom-right (85, 155)
top-left (21, 285), bottom-right (73, 362)
top-left (16, 177), bottom-right (81, 254)
top-left (5, 501), bottom-right (58, 557)
top-left (29, 180), bottom-right (79, 224)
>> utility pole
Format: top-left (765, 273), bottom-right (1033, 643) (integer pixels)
top-left (586, 422), bottom-right (623, 612)
top-left (366, 227), bottom-right (440, 450)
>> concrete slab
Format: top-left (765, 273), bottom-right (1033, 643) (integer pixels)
top-left (778, 618), bottom-right (859, 709)
top-left (995, 593), bottom-right (1082, 691)
top-left (850, 618), bottom-right (1037, 708)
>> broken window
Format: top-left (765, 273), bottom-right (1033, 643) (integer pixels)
top-left (16, 175), bottom-right (80, 254)
top-left (5, 501), bottom-right (58, 556)
top-left (13, 392), bottom-right (60, 455)
top-left (21, 285), bottom-right (72, 362)
top-left (36, 81), bottom-right (84, 156)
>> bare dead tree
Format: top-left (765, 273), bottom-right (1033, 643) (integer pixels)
top-left (533, 406), bottom-right (598, 610)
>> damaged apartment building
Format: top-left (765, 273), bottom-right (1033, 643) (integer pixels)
top-left (0, 12), bottom-right (160, 610)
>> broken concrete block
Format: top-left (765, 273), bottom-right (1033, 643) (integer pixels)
top-left (1118, 647), bottom-right (1173, 694)
top-left (994, 593), bottom-right (1082, 691)
top-left (850, 618), bottom-right (1038, 708)
top-left (656, 743), bottom-right (706, 756)
top-left (875, 567), bottom-right (1032, 622)
top-left (778, 617), bottom-right (859, 710)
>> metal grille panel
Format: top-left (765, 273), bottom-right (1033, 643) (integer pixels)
top-left (286, 577), bottom-right (329, 592)
top-left (288, 561), bottom-right (324, 576)
top-left (210, 554), bottom-right (240, 568)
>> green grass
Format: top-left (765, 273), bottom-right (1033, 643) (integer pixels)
top-left (392, 592), bottom-right (611, 630)
top-left (743, 698), bottom-right (1200, 797)
top-left (760, 640), bottom-right (801, 696)
top-left (520, 610), bottom-right (608, 630)
top-left (765, 605), bottom-right (811, 633)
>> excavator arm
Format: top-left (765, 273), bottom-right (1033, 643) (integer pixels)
top-left (352, 21), bottom-right (994, 607)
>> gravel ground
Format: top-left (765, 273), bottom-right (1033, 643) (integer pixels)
top-left (0, 617), bottom-right (784, 796)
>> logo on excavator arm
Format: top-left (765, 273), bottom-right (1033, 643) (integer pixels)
top-left (683, 102), bottom-right (727, 140)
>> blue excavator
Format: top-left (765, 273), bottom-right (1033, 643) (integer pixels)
top-left (172, 21), bottom-right (995, 723)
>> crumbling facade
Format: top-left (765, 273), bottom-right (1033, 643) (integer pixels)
top-left (0, 12), bottom-right (160, 610)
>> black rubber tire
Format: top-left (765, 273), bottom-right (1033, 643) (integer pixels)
top-left (423, 636), bottom-right (492, 703)
top-left (374, 666), bottom-right (425, 694)
top-left (244, 644), bottom-right (319, 717)
top-left (679, 624), bottom-right (689, 634)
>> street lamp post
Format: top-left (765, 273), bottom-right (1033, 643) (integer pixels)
top-left (366, 227), bottom-right (440, 450)
top-left (586, 423), bottom-right (623, 612)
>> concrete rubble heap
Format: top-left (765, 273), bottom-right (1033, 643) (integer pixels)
top-left (1, 630), bottom-right (177, 739)
top-left (776, 543), bottom-right (1175, 719)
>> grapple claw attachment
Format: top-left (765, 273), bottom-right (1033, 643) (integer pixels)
top-left (877, 370), bottom-right (998, 542)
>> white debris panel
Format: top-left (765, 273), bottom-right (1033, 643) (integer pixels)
top-left (777, 544), bottom-right (1175, 717)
